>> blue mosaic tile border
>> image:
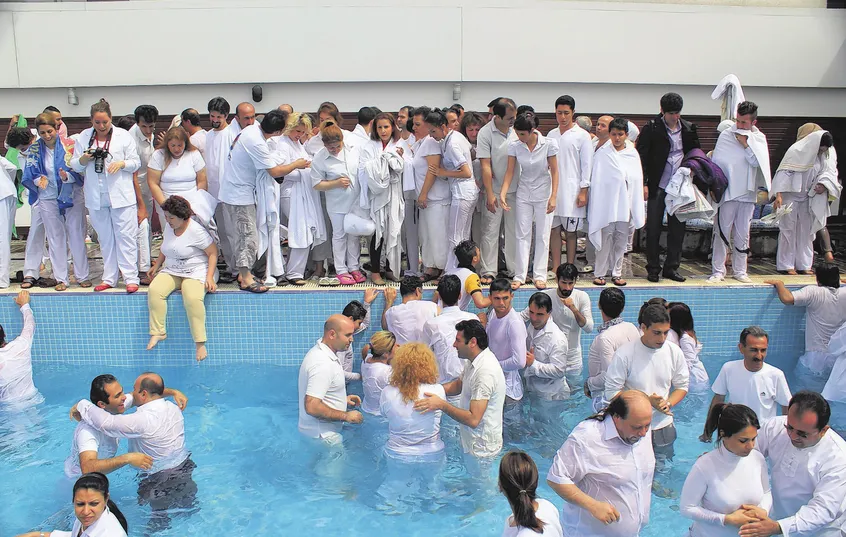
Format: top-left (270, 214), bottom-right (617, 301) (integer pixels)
top-left (0, 286), bottom-right (806, 371)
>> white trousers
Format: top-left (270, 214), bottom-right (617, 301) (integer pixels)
top-left (419, 202), bottom-right (449, 270)
top-left (712, 200), bottom-right (755, 278)
top-left (402, 191), bottom-right (420, 276)
top-left (23, 201), bottom-right (46, 279)
top-left (514, 199), bottom-right (553, 283)
top-left (0, 196), bottom-right (15, 287)
top-left (137, 218), bottom-right (151, 274)
top-left (39, 199), bottom-right (70, 285)
top-left (279, 196), bottom-right (310, 279)
top-left (777, 194), bottom-right (814, 271)
top-left (627, 223), bottom-right (635, 252)
top-left (328, 212), bottom-right (360, 275)
top-left (445, 198), bottom-right (476, 272)
top-left (90, 204), bottom-right (140, 286)
top-left (479, 191), bottom-right (517, 277)
top-left (594, 221), bottom-right (629, 278)
top-left (65, 188), bottom-right (90, 281)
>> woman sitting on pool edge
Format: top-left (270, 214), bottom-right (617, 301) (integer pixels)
top-left (146, 195), bottom-right (218, 362)
top-left (14, 472), bottom-right (128, 537)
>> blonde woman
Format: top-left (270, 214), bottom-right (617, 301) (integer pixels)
top-left (147, 127), bottom-right (207, 225)
top-left (379, 342), bottom-right (445, 460)
top-left (360, 330), bottom-right (398, 415)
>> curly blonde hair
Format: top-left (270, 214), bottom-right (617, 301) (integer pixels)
top-left (389, 343), bottom-right (439, 403)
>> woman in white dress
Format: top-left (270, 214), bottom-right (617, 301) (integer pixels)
top-left (499, 451), bottom-right (563, 536)
top-left (14, 472), bottom-right (128, 537)
top-left (680, 403), bottom-right (771, 537)
top-left (360, 330), bottom-right (397, 415)
top-left (668, 302), bottom-right (710, 392)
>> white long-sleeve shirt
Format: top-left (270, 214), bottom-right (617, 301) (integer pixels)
top-left (522, 289), bottom-right (593, 373)
top-left (678, 333), bottom-right (710, 392)
top-left (547, 416), bottom-right (655, 537)
top-left (422, 306), bottom-right (478, 384)
top-left (487, 308), bottom-right (528, 400)
top-left (548, 124), bottom-right (593, 219)
top-left (77, 397), bottom-right (189, 472)
top-left (0, 303), bottom-right (38, 404)
top-left (680, 446), bottom-right (772, 537)
top-left (71, 127), bottom-right (141, 210)
top-left (756, 416), bottom-right (846, 536)
top-left (384, 299), bottom-right (439, 345)
top-left (586, 320), bottom-right (640, 398)
top-left (604, 339), bottom-right (690, 431)
top-left (524, 319), bottom-right (570, 400)
top-left (51, 508), bottom-right (127, 537)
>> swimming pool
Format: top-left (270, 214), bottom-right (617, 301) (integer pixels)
top-left (2, 286), bottom-right (844, 536)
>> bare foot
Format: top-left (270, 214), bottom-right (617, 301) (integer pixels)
top-left (196, 343), bottom-right (208, 362)
top-left (147, 335), bottom-right (167, 350)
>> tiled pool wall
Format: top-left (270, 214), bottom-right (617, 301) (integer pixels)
top-left (1, 286), bottom-right (806, 371)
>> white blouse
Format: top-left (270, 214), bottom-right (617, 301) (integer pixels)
top-left (360, 359), bottom-right (391, 416)
top-left (380, 383), bottom-right (446, 458)
top-left (501, 498), bottom-right (564, 537)
top-left (51, 507), bottom-right (127, 537)
top-left (507, 132), bottom-right (559, 203)
top-left (148, 149), bottom-right (205, 196)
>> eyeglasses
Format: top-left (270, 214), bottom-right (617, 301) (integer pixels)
top-left (784, 422), bottom-right (816, 439)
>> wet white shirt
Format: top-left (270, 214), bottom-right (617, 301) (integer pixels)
top-left (64, 422), bottom-right (119, 479)
top-left (51, 508), bottom-right (127, 537)
top-left (148, 149), bottom-right (205, 196)
top-left (422, 306), bottom-right (478, 384)
top-left (756, 416), bottom-right (846, 536)
top-left (384, 299), bottom-right (439, 345)
top-left (160, 219), bottom-right (214, 282)
top-left (361, 359), bottom-right (391, 416)
top-left (501, 498), bottom-right (564, 537)
top-left (679, 333), bottom-right (710, 392)
top-left (508, 131), bottom-right (559, 203)
top-left (76, 397), bottom-right (189, 472)
top-left (459, 348), bottom-right (506, 458)
top-left (380, 383), bottom-right (446, 458)
top-left (0, 304), bottom-right (38, 404)
top-left (547, 416), bottom-right (655, 537)
top-left (487, 308), bottom-right (528, 401)
top-left (793, 285), bottom-right (846, 353)
top-left (586, 320), bottom-right (640, 398)
top-left (521, 289), bottom-right (593, 373)
top-left (298, 339), bottom-right (348, 440)
top-left (711, 360), bottom-right (791, 422)
top-left (524, 320), bottom-right (570, 400)
top-left (604, 339), bottom-right (690, 431)
top-left (680, 446), bottom-right (772, 537)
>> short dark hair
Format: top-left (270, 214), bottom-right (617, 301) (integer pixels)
top-left (740, 326), bottom-right (769, 345)
top-left (455, 319), bottom-right (488, 350)
top-left (487, 97), bottom-right (504, 109)
top-left (528, 292), bottom-right (552, 313)
top-left (44, 105), bottom-right (61, 114)
top-left (437, 275), bottom-right (462, 307)
top-left (815, 262), bottom-right (840, 289)
top-left (609, 118), bottom-right (628, 133)
top-left (181, 108), bottom-right (202, 127)
top-left (820, 132), bottom-right (834, 148)
top-left (638, 298), bottom-right (668, 325)
top-left (639, 304), bottom-right (670, 328)
top-left (703, 403), bottom-right (760, 442)
top-left (139, 373), bottom-right (164, 396)
top-left (260, 109), bottom-right (288, 134)
top-left (425, 109), bottom-right (448, 128)
top-left (6, 127), bottom-right (33, 149)
top-left (660, 92), bottom-right (684, 114)
top-left (789, 391), bottom-right (831, 430)
top-left (357, 106), bottom-right (378, 126)
top-left (133, 104), bottom-right (159, 124)
top-left (599, 288), bottom-right (626, 319)
top-left (554, 95), bottom-right (575, 111)
top-left (160, 195), bottom-right (193, 220)
top-left (450, 103), bottom-right (464, 114)
top-left (90, 374), bottom-right (119, 406)
top-left (207, 96), bottom-right (230, 116)
top-left (556, 263), bottom-right (579, 282)
top-left (342, 300), bottom-right (367, 322)
top-left (400, 275), bottom-right (423, 297)
top-left (115, 116), bottom-right (136, 131)
top-left (513, 113), bottom-right (536, 132)
top-left (454, 239), bottom-right (477, 269)
top-left (412, 106), bottom-right (432, 120)
top-left (492, 99), bottom-right (516, 119)
top-left (489, 278), bottom-right (512, 294)
top-left (736, 101), bottom-right (758, 120)
top-left (399, 105), bottom-right (415, 116)
top-left (516, 105), bottom-right (535, 116)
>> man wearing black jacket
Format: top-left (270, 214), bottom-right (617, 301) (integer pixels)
top-left (636, 93), bottom-right (701, 283)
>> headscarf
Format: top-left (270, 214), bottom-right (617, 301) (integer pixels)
top-left (797, 123), bottom-right (822, 142)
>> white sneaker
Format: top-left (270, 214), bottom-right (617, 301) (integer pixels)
top-left (706, 275), bottom-right (724, 283)
top-left (733, 274), bottom-right (753, 283)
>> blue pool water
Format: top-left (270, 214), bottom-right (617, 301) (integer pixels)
top-left (1, 286), bottom-right (844, 536)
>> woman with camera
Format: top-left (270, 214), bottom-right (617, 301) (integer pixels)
top-left (146, 126), bottom-right (207, 226)
top-left (71, 99), bottom-right (143, 293)
top-left (22, 112), bottom-right (89, 290)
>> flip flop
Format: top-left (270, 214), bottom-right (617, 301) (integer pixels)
top-left (510, 280), bottom-right (523, 290)
top-left (290, 279), bottom-right (308, 286)
top-left (611, 277), bottom-right (627, 287)
top-left (533, 279), bottom-right (547, 289)
top-left (240, 281), bottom-right (269, 293)
top-left (480, 275), bottom-right (494, 285)
top-left (593, 277), bottom-right (606, 286)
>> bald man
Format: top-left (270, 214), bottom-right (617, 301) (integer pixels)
top-left (594, 115), bottom-right (614, 150)
top-left (278, 104), bottom-right (294, 114)
top-left (234, 102), bottom-right (256, 133)
top-left (299, 314), bottom-right (364, 441)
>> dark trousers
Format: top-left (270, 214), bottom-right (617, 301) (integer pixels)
top-left (368, 236), bottom-right (391, 273)
top-left (646, 189), bottom-right (686, 276)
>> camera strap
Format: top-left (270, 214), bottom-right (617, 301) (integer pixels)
top-left (88, 127), bottom-right (113, 153)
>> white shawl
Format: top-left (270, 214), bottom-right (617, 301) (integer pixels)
top-left (712, 125), bottom-right (772, 202)
top-left (587, 144), bottom-right (645, 250)
top-left (282, 138), bottom-right (326, 250)
top-left (711, 74), bottom-right (746, 121)
top-left (809, 150), bottom-right (841, 235)
top-left (256, 139), bottom-right (282, 266)
top-left (364, 150), bottom-right (406, 274)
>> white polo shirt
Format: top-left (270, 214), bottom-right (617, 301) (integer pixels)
top-left (442, 130), bottom-right (478, 201)
top-left (524, 319), bottom-right (570, 400)
top-left (384, 299), bottom-right (439, 345)
top-left (486, 308), bottom-right (528, 401)
top-left (298, 339), bottom-right (348, 440)
top-left (507, 131), bottom-right (559, 203)
top-left (422, 305), bottom-right (478, 384)
top-left (711, 360), bottom-right (791, 421)
top-left (219, 124), bottom-right (276, 206)
top-left (476, 120), bottom-right (520, 194)
top-left (459, 348), bottom-right (506, 458)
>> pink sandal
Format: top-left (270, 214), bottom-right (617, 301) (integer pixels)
top-left (350, 270), bottom-right (367, 284)
top-left (337, 273), bottom-right (356, 285)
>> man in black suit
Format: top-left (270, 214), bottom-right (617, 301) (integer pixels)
top-left (636, 92), bottom-right (701, 283)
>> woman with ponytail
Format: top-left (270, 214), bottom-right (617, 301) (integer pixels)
top-left (360, 330), bottom-right (398, 415)
top-left (680, 403), bottom-right (772, 536)
top-left (14, 472), bottom-right (128, 537)
top-left (499, 451), bottom-right (562, 536)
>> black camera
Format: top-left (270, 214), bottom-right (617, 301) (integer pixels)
top-left (89, 147), bottom-right (110, 174)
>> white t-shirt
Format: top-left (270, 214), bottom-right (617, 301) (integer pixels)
top-left (148, 149), bottom-right (205, 196)
top-left (160, 219), bottom-right (213, 282)
top-left (219, 124), bottom-right (276, 206)
top-left (384, 299), bottom-right (439, 345)
top-left (361, 359), bottom-right (392, 416)
top-left (412, 136), bottom-right (450, 204)
top-left (380, 383), bottom-right (446, 458)
top-left (189, 129), bottom-right (207, 156)
top-left (459, 348), bottom-right (506, 458)
top-left (442, 130), bottom-right (478, 201)
top-left (508, 132), bottom-right (559, 203)
top-left (793, 285), bottom-right (846, 353)
top-left (204, 125), bottom-right (238, 199)
top-left (501, 498), bottom-right (564, 537)
top-left (298, 340), bottom-right (348, 440)
top-left (64, 422), bottom-right (119, 478)
top-left (711, 360), bottom-right (791, 422)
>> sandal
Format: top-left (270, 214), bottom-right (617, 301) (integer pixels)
top-left (480, 275), bottom-right (494, 285)
top-left (94, 283), bottom-right (113, 292)
top-left (21, 276), bottom-right (36, 289)
top-left (290, 278), bottom-right (308, 286)
top-left (55, 283), bottom-right (68, 292)
top-left (126, 284), bottom-right (139, 294)
top-left (78, 280), bottom-right (92, 288)
top-left (37, 277), bottom-right (58, 288)
top-left (139, 275), bottom-right (152, 286)
top-left (593, 277), bottom-right (606, 286)
top-left (337, 273), bottom-right (357, 285)
top-left (799, 269), bottom-right (815, 275)
top-left (319, 276), bottom-right (340, 287)
top-left (533, 278), bottom-right (547, 289)
top-left (421, 272), bottom-right (439, 283)
top-left (371, 273), bottom-right (386, 285)
top-left (510, 280), bottom-right (523, 290)
top-left (580, 265), bottom-right (594, 274)
top-left (611, 277), bottom-right (627, 287)
top-left (350, 270), bottom-right (367, 284)
top-left (240, 281), bottom-right (269, 293)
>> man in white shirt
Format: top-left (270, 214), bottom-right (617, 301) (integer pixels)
top-left (422, 275), bottom-right (477, 393)
top-left (709, 102), bottom-right (771, 284)
top-left (524, 291), bottom-right (570, 400)
top-left (233, 102), bottom-right (256, 133)
top-left (338, 289), bottom-right (379, 382)
top-left (701, 326), bottom-right (790, 442)
top-left (486, 278), bottom-right (528, 402)
top-left (129, 105), bottom-right (158, 281)
top-left (180, 108), bottom-right (207, 157)
top-left (0, 291), bottom-right (40, 405)
top-left (547, 95), bottom-right (593, 270)
top-left (298, 314), bottom-right (364, 442)
top-left (204, 97), bottom-right (237, 282)
top-left (547, 390), bottom-right (655, 537)
top-left (586, 288), bottom-right (640, 412)
top-left (739, 391), bottom-right (846, 537)
top-left (414, 319), bottom-right (506, 459)
top-left (477, 98), bottom-right (519, 281)
top-left (605, 303), bottom-right (689, 460)
top-left (349, 106), bottom-right (379, 148)
top-left (766, 263), bottom-right (846, 374)
top-left (382, 276), bottom-right (439, 345)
